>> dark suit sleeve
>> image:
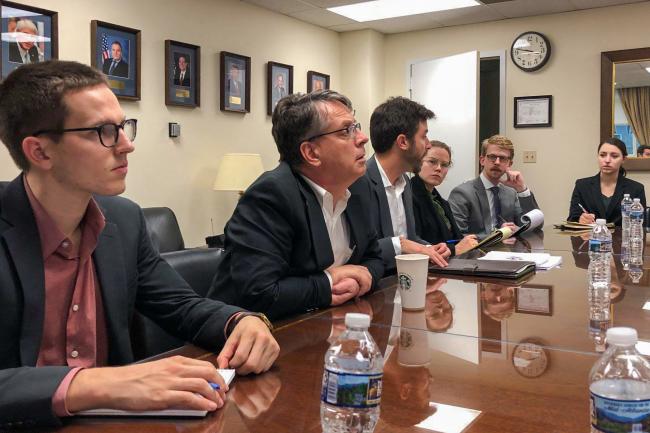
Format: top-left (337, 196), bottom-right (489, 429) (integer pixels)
top-left (218, 180), bottom-right (332, 320)
top-left (352, 182), bottom-right (385, 289)
top-left (0, 366), bottom-right (71, 429)
top-left (131, 205), bottom-right (243, 352)
top-left (568, 180), bottom-right (585, 222)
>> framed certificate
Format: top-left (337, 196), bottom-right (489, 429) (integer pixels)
top-left (516, 285), bottom-right (553, 316)
top-left (514, 95), bottom-right (552, 128)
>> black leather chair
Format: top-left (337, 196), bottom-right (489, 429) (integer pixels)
top-left (142, 207), bottom-right (185, 253)
top-left (131, 247), bottom-right (225, 360)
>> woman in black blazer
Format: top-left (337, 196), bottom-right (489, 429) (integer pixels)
top-left (412, 141), bottom-right (478, 255)
top-left (568, 137), bottom-right (646, 225)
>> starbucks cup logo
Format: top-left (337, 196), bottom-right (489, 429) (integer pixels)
top-left (398, 273), bottom-right (412, 291)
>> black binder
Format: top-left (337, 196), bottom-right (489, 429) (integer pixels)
top-left (429, 258), bottom-right (536, 280)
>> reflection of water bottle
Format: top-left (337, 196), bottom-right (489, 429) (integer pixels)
top-left (630, 198), bottom-right (644, 266)
top-left (321, 313), bottom-right (383, 433)
top-left (629, 263), bottom-right (644, 284)
top-left (588, 220), bottom-right (611, 312)
top-left (622, 194), bottom-right (633, 243)
top-left (587, 259), bottom-right (611, 354)
top-left (589, 328), bottom-right (650, 433)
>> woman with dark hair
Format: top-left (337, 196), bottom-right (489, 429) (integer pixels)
top-left (411, 140), bottom-right (478, 255)
top-left (568, 137), bottom-right (646, 225)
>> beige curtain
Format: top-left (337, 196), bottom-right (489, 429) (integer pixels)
top-left (619, 86), bottom-right (650, 146)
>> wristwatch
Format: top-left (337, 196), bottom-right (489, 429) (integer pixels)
top-left (227, 312), bottom-right (274, 336)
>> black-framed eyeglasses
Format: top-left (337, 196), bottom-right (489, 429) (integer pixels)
top-left (306, 122), bottom-right (361, 142)
top-left (485, 154), bottom-right (511, 163)
top-left (33, 119), bottom-right (137, 148)
top-left (423, 158), bottom-right (452, 169)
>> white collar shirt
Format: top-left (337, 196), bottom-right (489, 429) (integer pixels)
top-left (376, 159), bottom-right (407, 254)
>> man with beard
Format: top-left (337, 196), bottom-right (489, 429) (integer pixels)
top-left (351, 97), bottom-right (449, 276)
top-left (449, 134), bottom-right (539, 236)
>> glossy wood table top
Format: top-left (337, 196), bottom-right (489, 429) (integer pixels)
top-left (53, 228), bottom-right (650, 433)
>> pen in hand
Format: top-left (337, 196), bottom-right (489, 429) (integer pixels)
top-left (578, 203), bottom-right (589, 214)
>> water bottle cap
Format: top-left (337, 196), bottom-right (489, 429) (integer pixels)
top-left (606, 327), bottom-right (638, 346)
top-left (624, 194), bottom-right (630, 198)
top-left (345, 313), bottom-right (370, 329)
top-left (595, 219), bottom-right (606, 225)
top-left (633, 198), bottom-right (641, 203)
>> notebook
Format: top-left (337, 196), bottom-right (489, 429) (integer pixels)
top-left (77, 369), bottom-right (235, 418)
top-left (429, 258), bottom-right (536, 279)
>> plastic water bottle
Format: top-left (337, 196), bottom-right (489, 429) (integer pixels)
top-left (321, 313), bottom-right (383, 433)
top-left (630, 198), bottom-right (644, 265)
top-left (589, 219), bottom-right (612, 260)
top-left (589, 327), bottom-right (650, 433)
top-left (621, 194), bottom-right (633, 243)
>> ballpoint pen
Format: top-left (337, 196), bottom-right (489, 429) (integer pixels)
top-left (578, 203), bottom-right (589, 214)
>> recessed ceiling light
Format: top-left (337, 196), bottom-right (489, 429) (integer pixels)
top-left (645, 67), bottom-right (650, 74)
top-left (328, 0), bottom-right (480, 22)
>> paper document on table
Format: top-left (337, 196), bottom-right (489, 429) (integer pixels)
top-left (479, 251), bottom-right (562, 270)
top-left (512, 209), bottom-right (544, 236)
top-left (77, 369), bottom-right (235, 418)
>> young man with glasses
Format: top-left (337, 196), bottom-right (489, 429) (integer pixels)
top-left (448, 134), bottom-right (539, 236)
top-left (208, 90), bottom-right (383, 321)
top-left (0, 60), bottom-right (278, 428)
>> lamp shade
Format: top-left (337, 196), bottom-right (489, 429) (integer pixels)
top-left (213, 153), bottom-right (264, 192)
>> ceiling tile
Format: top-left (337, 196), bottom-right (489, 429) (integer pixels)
top-left (290, 8), bottom-right (357, 27)
top-left (243, 0), bottom-right (314, 14)
top-left (570, 0), bottom-right (647, 9)
top-left (328, 21), bottom-right (376, 32)
top-left (486, 0), bottom-right (577, 18)
top-left (434, 4), bottom-right (507, 26)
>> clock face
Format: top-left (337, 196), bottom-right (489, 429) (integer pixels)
top-left (511, 31), bottom-right (551, 72)
top-left (512, 339), bottom-right (550, 378)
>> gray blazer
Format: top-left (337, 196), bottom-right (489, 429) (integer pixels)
top-left (448, 176), bottom-right (539, 236)
top-left (351, 155), bottom-right (427, 275)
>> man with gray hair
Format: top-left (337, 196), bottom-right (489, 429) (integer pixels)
top-left (208, 90), bottom-right (384, 320)
top-left (9, 18), bottom-right (44, 64)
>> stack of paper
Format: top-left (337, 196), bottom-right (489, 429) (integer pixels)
top-left (478, 251), bottom-right (562, 270)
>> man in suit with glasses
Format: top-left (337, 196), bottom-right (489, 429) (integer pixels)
top-left (448, 134), bottom-right (539, 236)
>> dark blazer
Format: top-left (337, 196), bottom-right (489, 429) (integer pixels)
top-left (568, 173), bottom-right (646, 225)
top-left (0, 176), bottom-right (242, 429)
top-left (173, 68), bottom-right (191, 87)
top-left (102, 58), bottom-right (129, 78)
top-left (350, 155), bottom-right (427, 275)
top-left (411, 175), bottom-right (462, 255)
top-left (207, 162), bottom-right (384, 321)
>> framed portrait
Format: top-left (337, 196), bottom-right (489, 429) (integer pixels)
top-left (165, 40), bottom-right (200, 107)
top-left (307, 70), bottom-right (329, 92)
top-left (516, 285), bottom-right (553, 316)
top-left (91, 20), bottom-right (141, 101)
top-left (1, 1), bottom-right (58, 80)
top-left (267, 61), bottom-right (293, 115)
top-left (514, 95), bottom-right (552, 128)
top-left (220, 51), bottom-right (250, 113)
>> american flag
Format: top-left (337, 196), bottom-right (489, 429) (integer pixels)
top-left (101, 34), bottom-right (110, 61)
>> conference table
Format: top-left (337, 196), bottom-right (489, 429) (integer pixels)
top-left (54, 227), bottom-right (650, 433)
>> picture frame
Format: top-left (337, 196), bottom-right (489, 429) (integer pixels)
top-left (307, 70), bottom-right (329, 92)
top-left (516, 285), bottom-right (553, 316)
top-left (514, 95), bottom-right (552, 128)
top-left (267, 61), bottom-right (293, 115)
top-left (91, 20), bottom-right (141, 101)
top-left (1, 1), bottom-right (58, 80)
top-left (165, 40), bottom-right (200, 107)
top-left (220, 51), bottom-right (250, 113)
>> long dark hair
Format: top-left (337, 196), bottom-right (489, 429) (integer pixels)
top-left (598, 137), bottom-right (627, 177)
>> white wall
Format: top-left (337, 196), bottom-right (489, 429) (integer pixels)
top-left (377, 2), bottom-right (650, 226)
top-left (0, 0), bottom-right (340, 246)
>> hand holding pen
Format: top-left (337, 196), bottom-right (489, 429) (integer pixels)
top-left (578, 203), bottom-right (596, 224)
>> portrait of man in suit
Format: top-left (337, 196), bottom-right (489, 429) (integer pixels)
top-left (101, 40), bottom-right (129, 78)
top-left (173, 53), bottom-right (191, 87)
top-left (8, 18), bottom-right (45, 64)
top-left (271, 72), bottom-right (287, 111)
top-left (227, 62), bottom-right (244, 109)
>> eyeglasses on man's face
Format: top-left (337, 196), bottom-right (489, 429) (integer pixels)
top-left (484, 153), bottom-right (511, 163)
top-left (423, 157), bottom-right (451, 169)
top-left (306, 122), bottom-right (361, 142)
top-left (33, 119), bottom-right (138, 148)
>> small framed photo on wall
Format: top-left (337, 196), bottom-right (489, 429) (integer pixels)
top-left (91, 20), bottom-right (141, 100)
top-left (165, 40), bottom-right (200, 107)
top-left (267, 61), bottom-right (293, 115)
top-left (1, 1), bottom-right (58, 79)
top-left (220, 51), bottom-right (250, 113)
top-left (307, 70), bottom-right (329, 92)
top-left (514, 95), bottom-right (552, 128)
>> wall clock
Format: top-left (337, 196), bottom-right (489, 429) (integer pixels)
top-left (511, 31), bottom-right (551, 72)
top-left (512, 338), bottom-right (550, 378)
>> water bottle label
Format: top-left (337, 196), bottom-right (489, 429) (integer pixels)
top-left (590, 392), bottom-right (650, 432)
top-left (589, 240), bottom-right (601, 253)
top-left (321, 369), bottom-right (382, 408)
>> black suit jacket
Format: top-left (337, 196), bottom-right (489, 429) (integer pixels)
top-left (411, 175), bottom-right (461, 256)
top-left (102, 58), bottom-right (129, 78)
top-left (0, 176), bottom-right (243, 428)
top-left (173, 68), bottom-right (191, 87)
top-left (350, 155), bottom-right (427, 275)
top-left (568, 173), bottom-right (646, 225)
top-left (207, 162), bottom-right (384, 321)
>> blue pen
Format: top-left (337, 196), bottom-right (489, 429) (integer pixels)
top-left (209, 382), bottom-right (221, 391)
top-left (446, 239), bottom-right (460, 244)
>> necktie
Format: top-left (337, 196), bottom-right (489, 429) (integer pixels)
top-left (490, 186), bottom-right (502, 228)
top-left (430, 193), bottom-right (452, 231)
top-left (180, 72), bottom-right (184, 83)
top-left (109, 61), bottom-right (117, 75)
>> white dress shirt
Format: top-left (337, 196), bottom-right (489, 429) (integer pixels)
top-left (376, 160), bottom-right (408, 255)
top-left (301, 176), bottom-right (353, 286)
top-left (479, 172), bottom-right (531, 229)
